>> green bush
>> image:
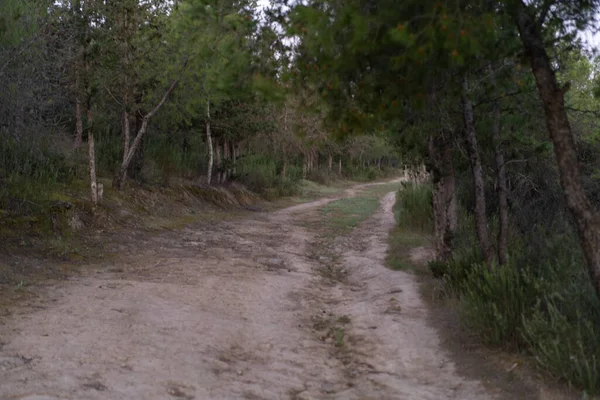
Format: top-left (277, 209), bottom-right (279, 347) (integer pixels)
top-left (96, 133), bottom-right (122, 178)
top-left (0, 136), bottom-right (76, 213)
top-left (237, 154), bottom-right (301, 197)
top-left (237, 154), bottom-right (277, 193)
top-left (439, 223), bottom-right (600, 394)
top-left (460, 262), bottom-right (538, 346)
top-left (395, 183), bottom-right (432, 232)
top-left (522, 254), bottom-right (600, 394)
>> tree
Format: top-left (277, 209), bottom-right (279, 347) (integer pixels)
top-left (509, 0), bottom-right (600, 298)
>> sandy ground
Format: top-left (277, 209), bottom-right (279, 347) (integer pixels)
top-left (0, 183), bottom-right (497, 400)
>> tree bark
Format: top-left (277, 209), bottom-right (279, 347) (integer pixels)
top-left (514, 2), bottom-right (600, 297)
top-left (113, 79), bottom-right (178, 190)
top-left (221, 139), bottom-right (228, 183)
top-left (302, 156), bottom-right (307, 179)
top-left (206, 101), bottom-right (213, 185)
top-left (74, 75), bottom-right (84, 150)
top-left (87, 104), bottom-right (98, 205)
top-left (462, 78), bottom-right (494, 265)
top-left (215, 138), bottom-right (222, 185)
top-left (281, 154), bottom-right (287, 178)
top-left (338, 157), bottom-right (342, 176)
top-left (232, 143), bottom-right (237, 176)
top-left (491, 70), bottom-right (509, 265)
top-left (328, 153), bottom-right (333, 172)
top-left (428, 135), bottom-right (457, 262)
top-left (122, 110), bottom-right (131, 163)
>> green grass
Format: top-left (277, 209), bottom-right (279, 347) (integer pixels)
top-left (296, 179), bottom-right (345, 202)
top-left (394, 183), bottom-right (432, 232)
top-left (386, 226), bottom-right (430, 271)
top-left (385, 184), bottom-right (433, 271)
top-left (319, 196), bottom-right (381, 235)
top-left (360, 182), bottom-right (403, 196)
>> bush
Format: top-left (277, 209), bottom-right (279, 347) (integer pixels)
top-left (460, 262), bottom-right (538, 346)
top-left (522, 254), bottom-right (600, 394)
top-left (237, 154), bottom-right (301, 198)
top-left (438, 224), bottom-right (600, 394)
top-left (0, 135), bottom-right (76, 213)
top-left (395, 183), bottom-right (432, 232)
top-left (344, 164), bottom-right (380, 181)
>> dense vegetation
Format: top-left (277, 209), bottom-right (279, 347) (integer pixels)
top-left (281, 0), bottom-right (600, 394)
top-left (4, 0), bottom-right (600, 394)
top-left (0, 0), bottom-right (399, 217)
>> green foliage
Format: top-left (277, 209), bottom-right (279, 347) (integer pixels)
top-left (438, 217), bottom-right (600, 394)
top-left (394, 183), bottom-right (433, 232)
top-left (320, 196), bottom-right (381, 234)
top-left (524, 288), bottom-right (600, 394)
top-left (146, 132), bottom-right (206, 183)
top-left (0, 136), bottom-right (76, 213)
top-left (236, 154), bottom-right (302, 198)
top-left (461, 262), bottom-right (536, 346)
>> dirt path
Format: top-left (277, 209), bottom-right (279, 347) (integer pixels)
top-left (0, 183), bottom-right (497, 400)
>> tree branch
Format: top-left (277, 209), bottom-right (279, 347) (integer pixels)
top-left (144, 79), bottom-right (179, 120)
top-left (537, 0), bottom-right (553, 27)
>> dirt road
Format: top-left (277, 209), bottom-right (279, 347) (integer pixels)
top-left (0, 183), bottom-right (496, 400)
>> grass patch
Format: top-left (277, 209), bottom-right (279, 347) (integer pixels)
top-left (385, 183), bottom-right (433, 272)
top-left (319, 196), bottom-right (381, 235)
top-left (386, 227), bottom-right (430, 271)
top-left (431, 209), bottom-right (600, 396)
top-left (394, 182), bottom-right (432, 232)
top-left (360, 182), bottom-right (403, 197)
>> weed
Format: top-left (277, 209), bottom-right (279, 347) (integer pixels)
top-left (319, 196), bottom-right (380, 236)
top-left (395, 183), bottom-right (432, 233)
top-left (335, 328), bottom-right (345, 347)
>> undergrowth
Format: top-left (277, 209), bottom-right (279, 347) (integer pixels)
top-left (386, 183), bottom-right (432, 271)
top-left (319, 196), bottom-right (380, 235)
top-left (390, 182), bottom-right (600, 396)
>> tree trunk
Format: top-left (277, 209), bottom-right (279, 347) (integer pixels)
top-left (215, 138), bottom-right (222, 185)
top-left (328, 153), bottom-right (333, 172)
top-left (222, 139), bottom-right (228, 183)
top-left (87, 104), bottom-right (98, 205)
top-left (74, 75), bottom-right (84, 150)
top-left (491, 70), bottom-right (509, 265)
top-left (302, 157), bottom-right (307, 179)
top-left (122, 110), bottom-right (131, 164)
top-left (514, 2), bottom-right (600, 297)
top-left (232, 143), bottom-right (237, 176)
top-left (281, 154), bottom-right (287, 178)
top-left (128, 108), bottom-right (145, 181)
top-left (206, 102), bottom-right (213, 185)
top-left (113, 80), bottom-right (178, 190)
top-left (462, 78), bottom-right (494, 265)
top-left (428, 135), bottom-right (457, 262)
top-left (338, 157), bottom-right (342, 176)
top-left (113, 79), bottom-right (178, 190)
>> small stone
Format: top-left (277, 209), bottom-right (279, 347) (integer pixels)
top-left (321, 382), bottom-right (334, 393)
top-left (237, 370), bottom-right (243, 376)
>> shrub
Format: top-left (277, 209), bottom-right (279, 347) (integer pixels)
top-left (522, 254), bottom-right (600, 394)
top-left (236, 154), bottom-right (302, 198)
top-left (439, 222), bottom-right (600, 394)
top-left (460, 262), bottom-right (538, 346)
top-left (395, 183), bottom-right (432, 232)
top-left (0, 135), bottom-right (76, 213)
